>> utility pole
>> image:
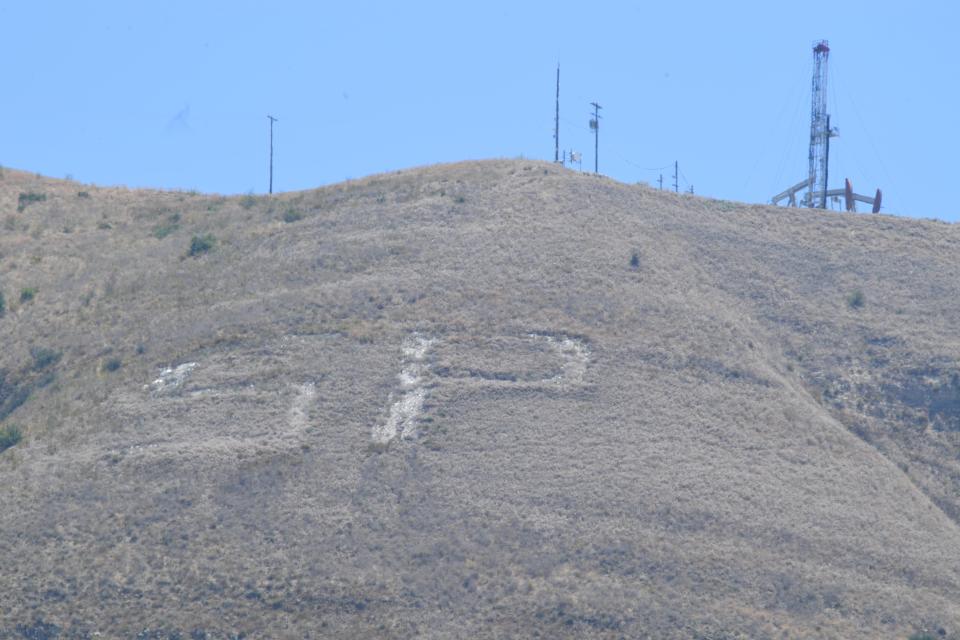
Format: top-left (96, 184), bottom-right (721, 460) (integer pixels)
top-left (673, 161), bottom-right (679, 193)
top-left (658, 174), bottom-right (663, 190)
top-left (268, 115), bottom-right (278, 194)
top-left (823, 114), bottom-right (832, 209)
top-left (554, 64), bottom-right (560, 163)
top-left (589, 102), bottom-right (602, 174)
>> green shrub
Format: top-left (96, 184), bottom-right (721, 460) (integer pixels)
top-left (629, 251), bottom-right (640, 269)
top-left (103, 357), bottom-right (122, 372)
top-left (239, 193), bottom-right (257, 210)
top-left (30, 346), bottom-right (61, 370)
top-left (0, 424), bottom-right (22, 453)
top-left (188, 233), bottom-right (216, 257)
top-left (20, 287), bottom-right (36, 303)
top-left (282, 208), bottom-right (304, 223)
top-left (153, 213), bottom-right (181, 239)
top-left (847, 289), bottom-right (865, 309)
top-left (77, 191), bottom-right (91, 199)
top-left (0, 291), bottom-right (5, 316)
top-left (17, 192), bottom-right (46, 212)
top-left (0, 386), bottom-right (30, 422)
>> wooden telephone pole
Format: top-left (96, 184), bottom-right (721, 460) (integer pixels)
top-left (268, 115), bottom-right (278, 194)
top-left (554, 64), bottom-right (560, 163)
top-left (589, 102), bottom-right (602, 174)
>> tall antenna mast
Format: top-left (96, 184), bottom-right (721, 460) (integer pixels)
top-left (268, 115), bottom-right (278, 194)
top-left (589, 102), bottom-right (602, 174)
top-left (807, 41), bottom-right (832, 208)
top-left (554, 64), bottom-right (560, 163)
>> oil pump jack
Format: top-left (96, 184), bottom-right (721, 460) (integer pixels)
top-left (771, 41), bottom-right (882, 213)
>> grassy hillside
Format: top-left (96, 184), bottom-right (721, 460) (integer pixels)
top-left (0, 160), bottom-right (958, 639)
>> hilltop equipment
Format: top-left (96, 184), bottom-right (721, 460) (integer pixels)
top-left (771, 41), bottom-right (882, 212)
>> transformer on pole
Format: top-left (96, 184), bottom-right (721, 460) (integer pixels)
top-left (771, 40), bottom-right (883, 213)
top-left (589, 102), bottom-right (602, 174)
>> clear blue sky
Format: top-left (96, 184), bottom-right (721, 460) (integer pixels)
top-left (2, 1), bottom-right (957, 219)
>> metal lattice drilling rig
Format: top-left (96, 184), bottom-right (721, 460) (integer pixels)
top-left (772, 40), bottom-right (882, 213)
top-left (807, 41), bottom-right (832, 209)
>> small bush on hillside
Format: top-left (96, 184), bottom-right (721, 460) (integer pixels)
top-left (153, 213), bottom-right (181, 239)
top-left (908, 634), bottom-right (937, 640)
top-left (20, 287), bottom-right (36, 303)
top-left (0, 385), bottom-right (30, 423)
top-left (0, 291), bottom-right (5, 316)
top-left (0, 424), bottom-right (22, 453)
top-left (847, 289), bottom-right (865, 309)
top-left (77, 191), bottom-right (91, 199)
top-left (188, 234), bottom-right (216, 257)
top-left (240, 193), bottom-right (257, 210)
top-left (282, 208), bottom-right (304, 223)
top-left (103, 357), bottom-right (122, 372)
top-left (17, 192), bottom-right (46, 212)
top-left (30, 347), bottom-right (61, 370)
top-left (629, 251), bottom-right (640, 269)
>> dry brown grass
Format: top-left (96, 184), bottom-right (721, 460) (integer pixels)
top-left (0, 160), bottom-right (958, 638)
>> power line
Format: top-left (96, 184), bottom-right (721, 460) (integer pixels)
top-left (610, 148), bottom-right (670, 173)
top-left (770, 85), bottom-right (808, 196)
top-left (832, 59), bottom-right (897, 204)
top-left (743, 70), bottom-right (805, 195)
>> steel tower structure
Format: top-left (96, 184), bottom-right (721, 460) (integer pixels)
top-left (771, 41), bottom-right (881, 213)
top-left (807, 40), bottom-right (831, 208)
